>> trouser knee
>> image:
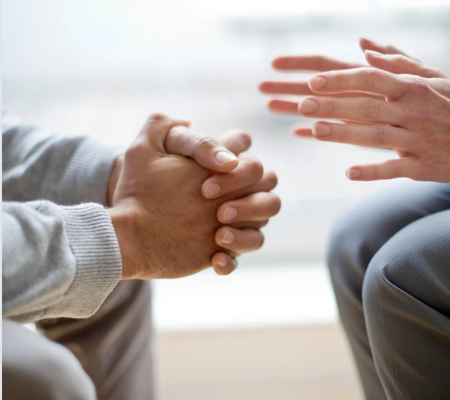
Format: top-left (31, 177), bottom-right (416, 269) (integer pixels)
top-left (3, 320), bottom-right (97, 400)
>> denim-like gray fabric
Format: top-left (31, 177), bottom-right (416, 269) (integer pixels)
top-left (327, 181), bottom-right (450, 400)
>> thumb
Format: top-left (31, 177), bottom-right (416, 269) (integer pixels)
top-left (134, 113), bottom-right (191, 153)
top-left (165, 126), bottom-right (239, 173)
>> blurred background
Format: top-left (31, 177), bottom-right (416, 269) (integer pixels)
top-left (3, 1), bottom-right (450, 399)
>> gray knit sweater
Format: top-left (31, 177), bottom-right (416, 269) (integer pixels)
top-left (2, 110), bottom-right (125, 323)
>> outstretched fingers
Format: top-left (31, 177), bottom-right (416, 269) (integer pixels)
top-left (268, 99), bottom-right (300, 114)
top-left (311, 121), bottom-right (410, 150)
top-left (272, 55), bottom-right (363, 72)
top-left (261, 82), bottom-right (380, 100)
top-left (299, 96), bottom-right (404, 126)
top-left (364, 50), bottom-right (446, 79)
top-left (308, 68), bottom-right (408, 99)
top-left (359, 37), bottom-right (419, 61)
top-left (345, 158), bottom-right (422, 181)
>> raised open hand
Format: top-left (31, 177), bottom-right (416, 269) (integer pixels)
top-left (298, 66), bottom-right (450, 182)
top-left (260, 38), bottom-right (449, 136)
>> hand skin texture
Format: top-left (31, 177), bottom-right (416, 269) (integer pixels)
top-left (260, 37), bottom-right (450, 182)
top-left (107, 113), bottom-right (281, 280)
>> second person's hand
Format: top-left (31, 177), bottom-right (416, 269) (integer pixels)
top-left (259, 37), bottom-right (449, 136)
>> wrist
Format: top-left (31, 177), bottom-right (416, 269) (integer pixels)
top-left (107, 155), bottom-right (124, 207)
top-left (107, 206), bottom-right (138, 280)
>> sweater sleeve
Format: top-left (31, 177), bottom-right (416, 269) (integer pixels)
top-left (2, 110), bottom-right (125, 205)
top-left (2, 201), bottom-right (122, 324)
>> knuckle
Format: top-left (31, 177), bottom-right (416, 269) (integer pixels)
top-left (247, 157), bottom-right (264, 181)
top-left (324, 98), bottom-right (335, 114)
top-left (147, 112), bottom-right (168, 122)
top-left (420, 157), bottom-right (442, 176)
top-left (397, 54), bottom-right (408, 64)
top-left (384, 161), bottom-right (403, 179)
top-left (389, 55), bottom-right (408, 73)
top-left (406, 77), bottom-right (432, 97)
top-left (236, 130), bottom-right (252, 149)
top-left (316, 56), bottom-right (328, 71)
top-left (196, 136), bottom-right (219, 153)
top-left (427, 67), bottom-right (445, 78)
top-left (374, 125), bottom-right (391, 146)
top-left (335, 72), bottom-right (346, 87)
top-left (386, 44), bottom-right (398, 53)
top-left (364, 69), bottom-right (384, 89)
top-left (361, 100), bottom-right (381, 119)
top-left (417, 125), bottom-right (438, 147)
top-left (125, 142), bottom-right (145, 159)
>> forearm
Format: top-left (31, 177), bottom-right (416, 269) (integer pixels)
top-left (2, 201), bottom-right (122, 323)
top-left (2, 110), bottom-right (125, 205)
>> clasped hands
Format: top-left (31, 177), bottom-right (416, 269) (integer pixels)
top-left (261, 37), bottom-right (450, 182)
top-left (108, 113), bottom-right (281, 280)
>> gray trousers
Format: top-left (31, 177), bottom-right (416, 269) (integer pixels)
top-left (328, 181), bottom-right (450, 400)
top-left (2, 280), bottom-right (154, 400)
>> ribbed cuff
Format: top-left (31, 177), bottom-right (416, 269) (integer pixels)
top-left (58, 203), bottom-right (122, 319)
top-left (57, 138), bottom-right (125, 206)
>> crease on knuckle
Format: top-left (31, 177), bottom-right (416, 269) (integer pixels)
top-left (237, 131), bottom-right (252, 149)
top-left (385, 161), bottom-right (403, 179)
top-left (406, 77), bottom-right (432, 99)
top-left (375, 125), bottom-right (391, 146)
top-left (361, 100), bottom-right (381, 120)
top-left (364, 69), bottom-right (384, 91)
top-left (391, 55), bottom-right (408, 73)
top-left (324, 98), bottom-right (335, 115)
top-left (419, 157), bottom-right (442, 177)
top-left (196, 136), bottom-right (218, 156)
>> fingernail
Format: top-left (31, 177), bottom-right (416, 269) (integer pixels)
top-left (313, 123), bottom-right (331, 137)
top-left (221, 231), bottom-right (235, 244)
top-left (215, 151), bottom-right (237, 164)
top-left (217, 255), bottom-right (228, 267)
top-left (365, 50), bottom-right (384, 57)
top-left (205, 183), bottom-right (221, 198)
top-left (223, 207), bottom-right (238, 222)
top-left (299, 98), bottom-right (318, 114)
top-left (346, 168), bottom-right (362, 179)
top-left (309, 76), bottom-right (327, 90)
